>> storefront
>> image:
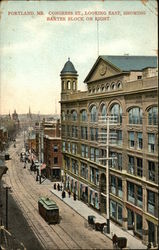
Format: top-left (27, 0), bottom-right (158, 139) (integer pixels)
top-left (89, 188), bottom-right (99, 210)
top-left (80, 182), bottom-right (88, 203)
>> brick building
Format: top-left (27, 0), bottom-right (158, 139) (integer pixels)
top-left (60, 56), bottom-right (158, 246)
top-left (36, 119), bottom-right (62, 181)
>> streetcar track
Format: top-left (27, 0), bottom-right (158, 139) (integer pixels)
top-left (5, 141), bottom-right (82, 249)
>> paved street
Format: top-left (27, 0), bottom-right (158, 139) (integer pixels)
top-left (51, 188), bottom-right (147, 250)
top-left (2, 135), bottom-right (113, 249)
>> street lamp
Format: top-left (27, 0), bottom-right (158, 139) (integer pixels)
top-left (98, 115), bottom-right (117, 234)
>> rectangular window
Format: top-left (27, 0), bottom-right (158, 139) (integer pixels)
top-left (72, 143), bottom-right (77, 154)
top-left (137, 158), bottom-right (143, 177)
top-left (81, 127), bottom-right (88, 140)
top-left (137, 185), bottom-right (143, 208)
top-left (81, 144), bottom-right (84, 157)
top-left (90, 128), bottom-right (94, 141)
top-left (72, 159), bottom-right (78, 175)
top-left (90, 147), bottom-right (95, 161)
top-left (148, 133), bottom-right (155, 153)
top-left (110, 200), bottom-right (116, 219)
top-left (117, 205), bottom-right (123, 223)
top-left (147, 190), bottom-right (155, 215)
top-left (110, 175), bottom-right (116, 195)
top-left (90, 128), bottom-right (98, 141)
top-left (128, 156), bottom-right (135, 174)
top-left (137, 132), bottom-right (143, 150)
top-left (90, 167), bottom-right (95, 183)
top-left (68, 142), bottom-right (71, 152)
top-left (118, 153), bottom-right (122, 170)
top-left (129, 132), bottom-right (134, 148)
top-left (80, 162), bottom-right (88, 179)
top-left (90, 147), bottom-right (98, 162)
top-left (54, 157), bottom-right (58, 164)
top-left (109, 152), bottom-right (117, 168)
top-left (136, 214), bottom-right (142, 235)
top-left (67, 125), bottom-right (70, 137)
top-left (118, 178), bottom-right (123, 198)
top-left (117, 130), bottom-right (122, 146)
top-left (96, 170), bottom-right (99, 185)
top-left (148, 161), bottom-right (155, 182)
top-left (127, 182), bottom-right (135, 204)
top-left (53, 145), bottom-right (58, 152)
top-left (95, 148), bottom-right (99, 163)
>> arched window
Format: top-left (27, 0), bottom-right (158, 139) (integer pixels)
top-left (129, 107), bottom-right (142, 124)
top-left (90, 106), bottom-right (97, 122)
top-left (101, 105), bottom-right (107, 118)
top-left (62, 81), bottom-right (65, 91)
top-left (73, 81), bottom-right (76, 90)
top-left (61, 111), bottom-right (65, 121)
top-left (101, 86), bottom-right (105, 92)
top-left (72, 110), bottom-right (77, 121)
top-left (89, 88), bottom-right (91, 93)
top-left (110, 104), bottom-right (122, 123)
top-left (148, 106), bottom-right (158, 125)
top-left (117, 82), bottom-right (122, 89)
top-left (81, 110), bottom-right (87, 122)
top-left (106, 84), bottom-right (110, 91)
top-left (112, 82), bottom-right (116, 90)
top-left (67, 81), bottom-right (71, 90)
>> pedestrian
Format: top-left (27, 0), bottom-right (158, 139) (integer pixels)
top-left (57, 183), bottom-right (60, 191)
top-left (60, 184), bottom-right (63, 191)
top-left (54, 183), bottom-right (56, 190)
top-left (62, 190), bottom-right (65, 199)
top-left (112, 234), bottom-right (118, 249)
top-left (68, 190), bottom-right (71, 198)
top-left (73, 193), bottom-right (76, 201)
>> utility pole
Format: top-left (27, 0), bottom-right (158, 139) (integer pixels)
top-left (6, 187), bottom-right (8, 230)
top-left (98, 115), bottom-right (117, 234)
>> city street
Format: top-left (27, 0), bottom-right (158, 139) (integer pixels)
top-left (2, 134), bottom-right (113, 250)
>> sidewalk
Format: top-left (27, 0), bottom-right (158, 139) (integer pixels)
top-left (50, 187), bottom-right (147, 250)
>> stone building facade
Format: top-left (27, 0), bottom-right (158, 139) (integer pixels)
top-left (60, 56), bottom-right (158, 246)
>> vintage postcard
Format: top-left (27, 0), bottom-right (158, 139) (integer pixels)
top-left (0, 1), bottom-right (158, 250)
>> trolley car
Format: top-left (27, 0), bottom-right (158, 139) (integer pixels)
top-left (38, 197), bottom-right (59, 224)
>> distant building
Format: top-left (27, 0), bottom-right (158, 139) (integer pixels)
top-left (12, 109), bottom-right (20, 131)
top-left (0, 127), bottom-right (8, 152)
top-left (27, 130), bottom-right (36, 153)
top-left (60, 56), bottom-right (158, 246)
top-left (36, 119), bottom-right (62, 181)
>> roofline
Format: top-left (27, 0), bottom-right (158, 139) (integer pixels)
top-left (84, 55), bottom-right (157, 83)
top-left (84, 56), bottom-right (122, 83)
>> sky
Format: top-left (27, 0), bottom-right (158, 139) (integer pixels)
top-left (0, 0), bottom-right (158, 115)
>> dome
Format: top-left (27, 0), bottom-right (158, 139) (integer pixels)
top-left (60, 58), bottom-right (78, 76)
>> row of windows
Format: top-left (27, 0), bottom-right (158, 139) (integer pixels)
top-left (62, 105), bottom-right (158, 125)
top-left (128, 132), bottom-right (156, 153)
top-left (127, 182), bottom-right (157, 217)
top-left (110, 200), bottom-right (143, 236)
top-left (62, 80), bottom-right (76, 91)
top-left (65, 157), bottom-right (157, 217)
top-left (88, 81), bottom-right (122, 94)
top-left (62, 129), bottom-right (157, 154)
top-left (63, 143), bottom-right (157, 183)
top-left (65, 157), bottom-right (99, 185)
